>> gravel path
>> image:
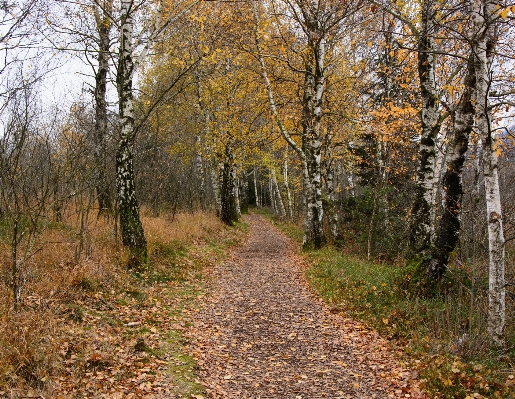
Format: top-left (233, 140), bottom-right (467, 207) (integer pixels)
top-left (190, 214), bottom-right (426, 399)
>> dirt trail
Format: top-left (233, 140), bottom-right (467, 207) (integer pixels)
top-left (189, 214), bottom-right (426, 399)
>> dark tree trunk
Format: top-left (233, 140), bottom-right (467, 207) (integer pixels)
top-left (94, 2), bottom-right (112, 217)
top-left (116, 0), bottom-right (147, 266)
top-left (408, 0), bottom-right (441, 259)
top-left (422, 56), bottom-right (475, 282)
top-left (220, 146), bottom-right (238, 226)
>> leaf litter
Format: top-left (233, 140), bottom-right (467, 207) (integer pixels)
top-left (189, 214), bottom-right (429, 399)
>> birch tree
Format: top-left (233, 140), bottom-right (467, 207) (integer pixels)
top-left (115, 0), bottom-right (199, 263)
top-left (426, 55), bottom-right (476, 281)
top-left (116, 0), bottom-right (147, 265)
top-left (252, 0), bottom-right (360, 248)
top-left (471, 0), bottom-right (506, 347)
top-left (93, 0), bottom-right (113, 216)
top-left (407, 0), bottom-right (444, 260)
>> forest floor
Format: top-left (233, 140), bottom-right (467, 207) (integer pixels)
top-left (188, 214), bottom-right (427, 399)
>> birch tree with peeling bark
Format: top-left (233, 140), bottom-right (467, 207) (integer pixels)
top-left (115, 0), bottom-right (200, 263)
top-left (116, 0), bottom-right (147, 265)
top-left (470, 0), bottom-right (506, 346)
top-left (407, 0), bottom-right (443, 260)
top-left (425, 55), bottom-right (476, 281)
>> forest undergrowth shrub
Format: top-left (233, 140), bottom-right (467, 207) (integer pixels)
top-left (338, 188), bottom-right (411, 261)
top-left (273, 218), bottom-right (515, 399)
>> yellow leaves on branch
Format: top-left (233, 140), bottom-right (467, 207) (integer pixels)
top-left (497, 5), bottom-right (515, 19)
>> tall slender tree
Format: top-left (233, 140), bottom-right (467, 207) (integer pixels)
top-left (471, 0), bottom-right (506, 347)
top-left (116, 0), bottom-right (147, 265)
top-left (93, 0), bottom-right (113, 217)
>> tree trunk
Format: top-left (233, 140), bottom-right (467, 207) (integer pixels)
top-left (211, 159), bottom-right (222, 216)
top-left (252, 1), bottom-right (323, 248)
top-left (323, 129), bottom-right (339, 243)
top-left (471, 0), bottom-right (505, 346)
top-left (234, 177), bottom-right (241, 217)
top-left (408, 0), bottom-right (442, 259)
top-left (302, 62), bottom-right (325, 249)
top-left (271, 167), bottom-right (286, 218)
top-left (269, 172), bottom-right (276, 213)
top-left (423, 56), bottom-right (475, 282)
top-left (220, 145), bottom-right (238, 225)
top-left (283, 147), bottom-right (293, 220)
top-left (240, 177), bottom-right (249, 214)
top-left (116, 0), bottom-right (147, 266)
top-left (301, 159), bottom-right (313, 247)
top-left (195, 135), bottom-right (206, 211)
top-left (253, 167), bottom-right (261, 208)
top-left (93, 1), bottom-right (112, 217)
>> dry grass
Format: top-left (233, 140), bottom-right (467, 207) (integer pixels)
top-left (143, 211), bottom-right (225, 245)
top-left (0, 208), bottom-right (231, 397)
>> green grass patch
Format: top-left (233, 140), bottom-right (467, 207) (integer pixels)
top-left (269, 217), bottom-right (515, 399)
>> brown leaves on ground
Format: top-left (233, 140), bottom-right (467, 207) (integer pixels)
top-left (189, 214), bottom-right (429, 399)
top-left (1, 212), bottom-right (235, 399)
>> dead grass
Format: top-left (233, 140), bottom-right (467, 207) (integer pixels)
top-left (143, 211), bottom-right (225, 244)
top-left (0, 208), bottom-right (236, 398)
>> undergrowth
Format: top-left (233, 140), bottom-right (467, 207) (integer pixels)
top-left (0, 209), bottom-right (244, 398)
top-left (267, 213), bottom-right (515, 399)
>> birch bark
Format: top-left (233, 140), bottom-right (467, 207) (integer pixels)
top-left (93, 1), bottom-right (112, 217)
top-left (323, 129), bottom-right (339, 242)
top-left (425, 56), bottom-right (476, 281)
top-left (211, 160), bottom-right (222, 216)
top-left (471, 0), bottom-right (505, 346)
top-left (283, 147), bottom-right (293, 220)
top-left (116, 0), bottom-right (147, 264)
top-left (220, 144), bottom-right (238, 225)
top-left (271, 167), bottom-right (286, 218)
top-left (253, 167), bottom-right (261, 208)
top-left (251, 1), bottom-right (314, 247)
top-left (408, 0), bottom-right (442, 259)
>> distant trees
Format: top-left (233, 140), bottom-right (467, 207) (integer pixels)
top-left (0, 0), bottom-right (513, 345)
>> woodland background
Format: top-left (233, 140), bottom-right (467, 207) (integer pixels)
top-left (1, 0), bottom-right (515, 397)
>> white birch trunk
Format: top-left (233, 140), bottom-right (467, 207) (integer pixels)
top-left (471, 0), bottom-right (505, 346)
top-left (283, 148), bottom-right (293, 220)
top-left (195, 135), bottom-right (205, 209)
top-left (433, 133), bottom-right (448, 218)
top-left (272, 167), bottom-right (286, 218)
top-left (254, 167), bottom-right (261, 208)
top-left (324, 130), bottom-right (339, 242)
top-left (93, 1), bottom-right (112, 216)
top-left (347, 172), bottom-right (356, 197)
top-left (234, 177), bottom-right (241, 217)
top-left (252, 1), bottom-right (313, 245)
top-left (269, 173), bottom-right (276, 213)
top-left (408, 0), bottom-right (442, 258)
top-left (116, 0), bottom-right (147, 261)
top-left (211, 160), bottom-right (222, 216)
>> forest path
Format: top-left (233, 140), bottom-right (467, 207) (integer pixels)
top-left (189, 214), bottom-right (426, 399)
